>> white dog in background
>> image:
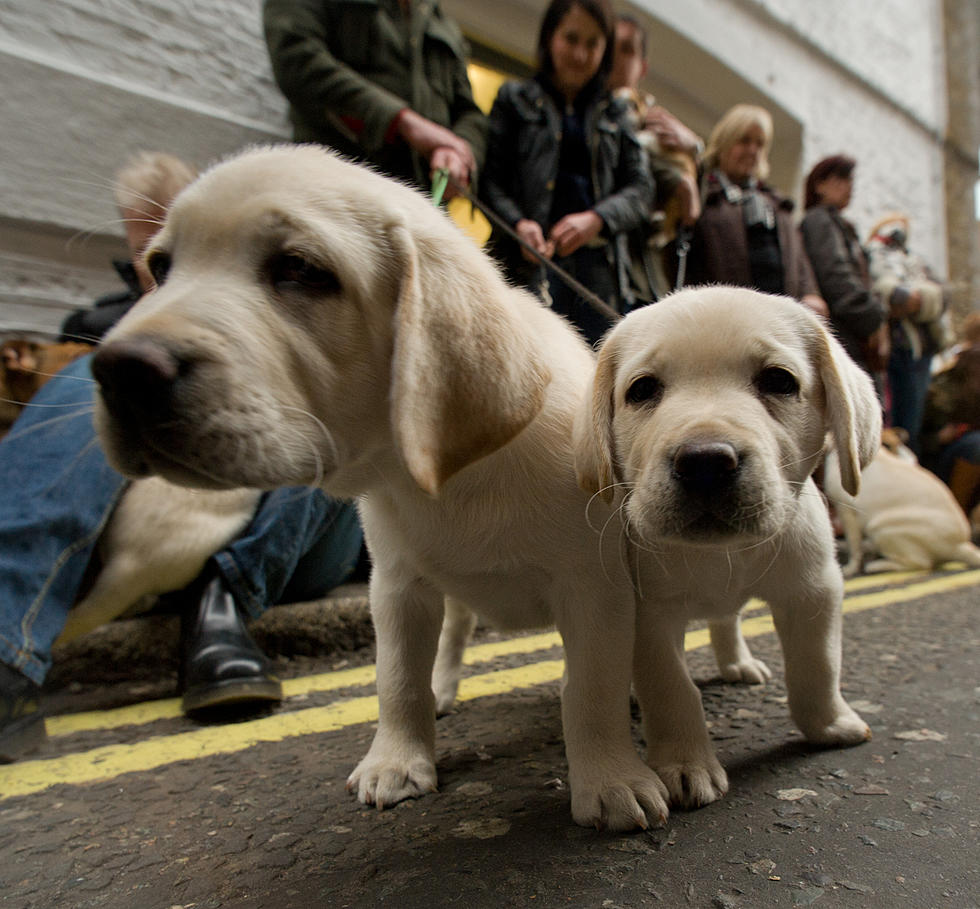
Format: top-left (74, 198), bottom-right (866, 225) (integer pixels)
top-left (824, 432), bottom-right (980, 577)
top-left (575, 288), bottom-right (880, 810)
top-left (90, 145), bottom-right (669, 832)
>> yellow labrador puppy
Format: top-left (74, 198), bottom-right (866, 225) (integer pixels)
top-left (575, 287), bottom-right (880, 809)
top-left (90, 145), bottom-right (669, 832)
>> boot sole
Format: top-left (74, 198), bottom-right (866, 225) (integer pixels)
top-left (0, 713), bottom-right (47, 763)
top-left (181, 677), bottom-right (283, 715)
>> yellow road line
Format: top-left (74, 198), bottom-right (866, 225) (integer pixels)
top-left (6, 568), bottom-right (976, 801)
top-left (42, 566), bottom-right (965, 738)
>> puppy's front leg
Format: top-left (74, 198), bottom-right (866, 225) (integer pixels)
top-left (557, 591), bottom-right (669, 831)
top-left (709, 613), bottom-right (772, 684)
top-left (633, 608), bottom-right (729, 810)
top-left (768, 571), bottom-right (870, 746)
top-left (347, 573), bottom-right (443, 808)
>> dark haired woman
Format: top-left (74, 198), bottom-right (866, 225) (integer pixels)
top-left (480, 0), bottom-right (653, 344)
top-left (800, 155), bottom-right (888, 391)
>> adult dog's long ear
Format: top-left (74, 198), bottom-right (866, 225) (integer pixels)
top-left (813, 319), bottom-right (881, 496)
top-left (573, 333), bottom-right (619, 503)
top-left (388, 222), bottom-right (551, 496)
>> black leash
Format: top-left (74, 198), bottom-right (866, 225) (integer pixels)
top-left (444, 175), bottom-right (624, 324)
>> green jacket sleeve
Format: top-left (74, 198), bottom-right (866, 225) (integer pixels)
top-left (263, 0), bottom-right (406, 155)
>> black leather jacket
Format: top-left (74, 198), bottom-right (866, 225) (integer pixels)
top-left (480, 77), bottom-right (652, 294)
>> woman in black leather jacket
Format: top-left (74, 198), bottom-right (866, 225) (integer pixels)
top-left (480, 0), bottom-right (653, 345)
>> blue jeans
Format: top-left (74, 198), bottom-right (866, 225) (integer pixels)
top-left (0, 357), bottom-right (363, 685)
top-left (888, 346), bottom-right (933, 455)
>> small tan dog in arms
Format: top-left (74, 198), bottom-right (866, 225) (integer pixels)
top-left (824, 428), bottom-right (980, 577)
top-left (90, 144), bottom-right (671, 832)
top-left (575, 287), bottom-right (880, 810)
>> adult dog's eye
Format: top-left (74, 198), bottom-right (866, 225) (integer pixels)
top-left (756, 366), bottom-right (799, 397)
top-left (625, 375), bottom-right (663, 406)
top-left (269, 253), bottom-right (341, 294)
top-left (146, 251), bottom-right (171, 286)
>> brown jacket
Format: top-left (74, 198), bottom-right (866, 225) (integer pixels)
top-left (683, 172), bottom-right (819, 300)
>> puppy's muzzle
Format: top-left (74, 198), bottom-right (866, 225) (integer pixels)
top-left (671, 441), bottom-right (740, 500)
top-left (93, 337), bottom-right (184, 430)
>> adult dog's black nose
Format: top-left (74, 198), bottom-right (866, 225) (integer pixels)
top-left (92, 337), bottom-right (181, 426)
top-left (672, 441), bottom-right (740, 497)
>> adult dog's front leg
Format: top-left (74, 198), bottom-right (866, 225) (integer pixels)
top-left (768, 578), bottom-right (870, 747)
top-left (557, 593), bottom-right (669, 831)
top-left (347, 574), bottom-right (444, 808)
top-left (634, 610), bottom-right (728, 810)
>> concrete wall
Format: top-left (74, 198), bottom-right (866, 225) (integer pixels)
top-left (0, 0), bottom-right (287, 334)
top-left (1, 0), bottom-right (974, 336)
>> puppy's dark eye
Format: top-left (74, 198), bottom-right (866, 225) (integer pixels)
top-left (146, 251), bottom-right (171, 286)
top-left (625, 375), bottom-right (663, 407)
top-left (756, 366), bottom-right (799, 397)
top-left (269, 253), bottom-right (340, 294)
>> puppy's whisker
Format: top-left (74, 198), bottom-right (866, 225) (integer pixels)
top-left (777, 446), bottom-right (826, 471)
top-left (595, 489), bottom-right (634, 589)
top-left (142, 440), bottom-right (239, 488)
top-left (276, 404), bottom-right (342, 487)
top-left (4, 404), bottom-right (96, 442)
top-left (585, 482), bottom-right (629, 533)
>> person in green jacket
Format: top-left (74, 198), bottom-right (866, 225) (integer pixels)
top-left (263, 0), bottom-right (487, 198)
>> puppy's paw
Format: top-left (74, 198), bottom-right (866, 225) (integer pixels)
top-left (432, 676), bottom-right (461, 717)
top-left (347, 748), bottom-right (438, 809)
top-left (719, 657), bottom-right (772, 685)
top-left (647, 744), bottom-right (728, 810)
top-left (799, 704), bottom-right (872, 747)
top-left (570, 757), bottom-right (670, 832)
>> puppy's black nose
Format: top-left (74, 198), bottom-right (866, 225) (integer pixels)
top-left (672, 441), bottom-right (740, 496)
top-left (92, 337), bottom-right (181, 426)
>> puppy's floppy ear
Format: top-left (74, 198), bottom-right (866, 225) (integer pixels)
top-left (388, 223), bottom-right (551, 496)
top-left (573, 333), bottom-right (619, 503)
top-left (813, 319), bottom-right (881, 496)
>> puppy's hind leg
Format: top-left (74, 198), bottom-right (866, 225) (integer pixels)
top-left (709, 612), bottom-right (772, 684)
top-left (432, 597), bottom-right (477, 715)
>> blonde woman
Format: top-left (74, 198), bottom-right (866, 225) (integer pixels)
top-left (684, 104), bottom-right (826, 317)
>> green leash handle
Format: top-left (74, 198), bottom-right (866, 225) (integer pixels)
top-left (431, 168), bottom-right (450, 206)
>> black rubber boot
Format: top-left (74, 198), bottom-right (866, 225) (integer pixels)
top-left (0, 662), bottom-right (47, 762)
top-left (178, 571), bottom-right (282, 716)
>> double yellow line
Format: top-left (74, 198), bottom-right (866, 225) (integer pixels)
top-left (2, 568), bottom-right (977, 800)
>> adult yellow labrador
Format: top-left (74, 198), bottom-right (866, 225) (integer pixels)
top-left (90, 145), bottom-right (668, 831)
top-left (575, 287), bottom-right (880, 809)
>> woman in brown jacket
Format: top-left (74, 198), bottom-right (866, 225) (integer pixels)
top-left (684, 104), bottom-right (827, 318)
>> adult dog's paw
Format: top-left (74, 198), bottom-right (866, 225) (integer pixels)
top-left (719, 657), bottom-right (772, 685)
top-left (647, 744), bottom-right (729, 810)
top-left (570, 756), bottom-right (670, 832)
top-left (346, 747), bottom-right (438, 809)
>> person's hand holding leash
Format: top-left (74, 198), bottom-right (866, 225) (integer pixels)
top-left (549, 210), bottom-right (603, 258)
top-left (516, 219), bottom-right (555, 263)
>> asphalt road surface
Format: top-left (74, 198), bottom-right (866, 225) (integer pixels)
top-left (2, 567), bottom-right (978, 909)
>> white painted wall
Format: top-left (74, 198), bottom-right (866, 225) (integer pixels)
top-left (0, 0), bottom-right (954, 335)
